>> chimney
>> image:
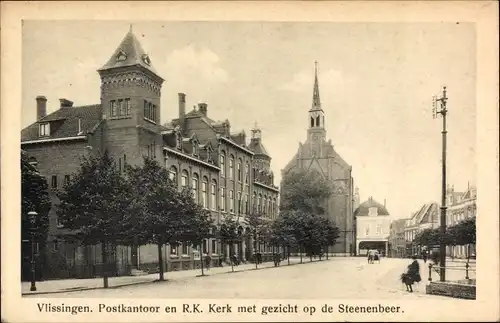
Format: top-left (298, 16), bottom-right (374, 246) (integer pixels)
top-left (198, 103), bottom-right (208, 117)
top-left (59, 98), bottom-right (74, 108)
top-left (178, 93), bottom-right (186, 133)
top-left (36, 96), bottom-right (47, 120)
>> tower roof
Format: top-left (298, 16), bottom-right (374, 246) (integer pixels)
top-left (310, 61), bottom-right (322, 112)
top-left (354, 197), bottom-right (390, 216)
top-left (98, 26), bottom-right (160, 77)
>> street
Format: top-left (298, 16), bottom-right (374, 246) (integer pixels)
top-left (28, 257), bottom-right (472, 300)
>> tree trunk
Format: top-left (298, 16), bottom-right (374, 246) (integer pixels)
top-left (326, 245), bottom-right (329, 260)
top-left (230, 242), bottom-right (234, 272)
top-left (101, 241), bottom-right (109, 288)
top-left (287, 246), bottom-right (290, 265)
top-left (200, 246), bottom-right (205, 276)
top-left (300, 245), bottom-right (303, 264)
top-left (254, 234), bottom-right (258, 269)
top-left (157, 243), bottom-right (164, 281)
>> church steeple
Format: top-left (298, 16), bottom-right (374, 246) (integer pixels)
top-left (311, 61), bottom-right (322, 112)
top-left (307, 61), bottom-right (326, 138)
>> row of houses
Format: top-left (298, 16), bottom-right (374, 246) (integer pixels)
top-left (21, 28), bottom-right (279, 280)
top-left (387, 184), bottom-right (477, 259)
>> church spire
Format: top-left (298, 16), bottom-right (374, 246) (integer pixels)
top-left (311, 61), bottom-right (322, 111)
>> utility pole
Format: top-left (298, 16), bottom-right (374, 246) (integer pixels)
top-left (432, 86), bottom-right (448, 282)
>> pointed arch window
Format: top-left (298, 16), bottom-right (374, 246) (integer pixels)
top-left (310, 117), bottom-right (314, 128)
top-left (229, 155), bottom-right (234, 179)
top-left (169, 166), bottom-right (177, 184)
top-left (211, 180), bottom-right (217, 210)
top-left (237, 158), bottom-right (242, 182)
top-left (181, 170), bottom-right (189, 188)
top-left (245, 162), bottom-right (249, 184)
top-left (316, 116), bottom-right (320, 127)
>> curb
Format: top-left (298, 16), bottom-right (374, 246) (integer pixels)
top-left (22, 259), bottom-right (331, 296)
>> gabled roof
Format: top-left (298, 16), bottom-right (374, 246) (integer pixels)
top-left (21, 104), bottom-right (102, 142)
top-left (98, 29), bottom-right (160, 77)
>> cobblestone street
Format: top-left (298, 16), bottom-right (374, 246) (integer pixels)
top-left (27, 257), bottom-right (473, 301)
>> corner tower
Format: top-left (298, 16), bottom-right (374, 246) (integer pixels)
top-left (97, 26), bottom-right (164, 166)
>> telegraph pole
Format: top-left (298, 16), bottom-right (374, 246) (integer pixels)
top-left (432, 86), bottom-right (448, 282)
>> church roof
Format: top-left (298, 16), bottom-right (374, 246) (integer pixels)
top-left (354, 197), bottom-right (390, 216)
top-left (98, 28), bottom-right (160, 77)
top-left (309, 61), bottom-right (323, 112)
top-left (21, 104), bottom-right (103, 142)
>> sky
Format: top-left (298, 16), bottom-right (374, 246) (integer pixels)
top-left (22, 21), bottom-right (477, 220)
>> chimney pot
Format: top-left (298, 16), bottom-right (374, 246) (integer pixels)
top-left (59, 98), bottom-right (73, 108)
top-left (36, 96), bottom-right (47, 120)
top-left (198, 103), bottom-right (208, 117)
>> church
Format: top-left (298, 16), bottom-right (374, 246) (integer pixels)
top-left (281, 63), bottom-right (356, 255)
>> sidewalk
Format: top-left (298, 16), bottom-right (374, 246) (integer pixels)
top-left (22, 257), bottom-right (319, 296)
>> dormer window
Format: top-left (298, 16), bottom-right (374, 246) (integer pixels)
top-left (142, 54), bottom-right (151, 66)
top-left (116, 50), bottom-right (127, 62)
top-left (39, 123), bottom-right (50, 137)
top-left (193, 142), bottom-right (199, 156)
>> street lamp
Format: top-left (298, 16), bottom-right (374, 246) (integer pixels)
top-left (432, 86), bottom-right (448, 282)
top-left (28, 210), bottom-right (38, 291)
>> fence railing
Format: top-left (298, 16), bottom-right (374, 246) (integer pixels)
top-left (427, 262), bottom-right (476, 282)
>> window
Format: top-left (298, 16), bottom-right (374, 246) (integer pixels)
top-left (125, 98), bottom-right (131, 115)
top-left (376, 225), bottom-right (382, 235)
top-left (182, 243), bottom-right (189, 255)
top-left (368, 207), bottom-right (378, 216)
top-left (169, 166), bottom-right (177, 183)
top-left (170, 245), bottom-right (177, 255)
top-left (229, 155), bottom-right (234, 179)
top-left (211, 180), bottom-right (217, 210)
top-left (202, 178), bottom-right (208, 209)
top-left (229, 190), bottom-right (234, 213)
top-left (64, 175), bottom-right (70, 186)
top-left (365, 227), bottom-right (369, 236)
top-left (203, 240), bottom-right (208, 254)
top-left (110, 100), bottom-right (117, 117)
top-left (237, 159), bottom-right (242, 182)
top-left (253, 192), bottom-right (257, 211)
top-left (237, 192), bottom-right (242, 214)
top-left (51, 175), bottom-right (58, 189)
top-left (211, 240), bottom-right (217, 254)
top-left (39, 123), bottom-right (50, 137)
top-left (244, 194), bottom-right (249, 214)
top-left (245, 163), bottom-right (249, 184)
top-left (181, 170), bottom-right (188, 188)
top-left (220, 152), bottom-right (225, 177)
top-left (118, 99), bottom-right (124, 116)
top-left (193, 142), bottom-right (199, 156)
top-left (258, 194), bottom-right (262, 213)
top-left (220, 187), bottom-right (226, 211)
top-left (192, 174), bottom-right (199, 202)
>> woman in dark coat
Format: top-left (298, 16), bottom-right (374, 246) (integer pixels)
top-left (404, 255), bottom-right (421, 292)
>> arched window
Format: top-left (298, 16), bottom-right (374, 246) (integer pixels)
top-left (219, 151), bottom-right (225, 177)
top-left (192, 173), bottom-right (199, 202)
top-left (258, 194), bottom-right (262, 213)
top-left (229, 155), bottom-right (234, 179)
top-left (244, 194), bottom-right (249, 214)
top-left (316, 116), bottom-right (320, 127)
top-left (245, 162), bottom-right (249, 184)
top-left (181, 170), bottom-right (188, 188)
top-left (211, 180), bottom-right (217, 210)
top-left (237, 192), bottom-right (242, 214)
top-left (169, 166), bottom-right (177, 184)
top-left (220, 187), bottom-right (226, 211)
top-left (229, 190), bottom-right (234, 213)
top-left (263, 197), bottom-right (267, 215)
top-left (310, 117), bottom-right (314, 128)
top-left (237, 158), bottom-right (242, 182)
top-left (201, 177), bottom-right (208, 208)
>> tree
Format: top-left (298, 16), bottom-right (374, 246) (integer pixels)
top-left (447, 217), bottom-right (476, 261)
top-left (21, 151), bottom-right (51, 280)
top-left (57, 151), bottom-right (132, 288)
top-left (268, 214), bottom-right (297, 265)
top-left (244, 210), bottom-right (266, 269)
top-left (280, 169), bottom-right (332, 215)
top-left (181, 201), bottom-right (215, 276)
top-left (125, 157), bottom-right (184, 281)
top-left (219, 215), bottom-right (240, 272)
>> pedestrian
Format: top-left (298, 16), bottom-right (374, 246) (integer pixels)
top-left (205, 255), bottom-right (211, 270)
top-left (404, 255), bottom-right (421, 292)
top-left (422, 251), bottom-right (427, 263)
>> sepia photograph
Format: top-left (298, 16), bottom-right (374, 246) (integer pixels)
top-left (2, 1), bottom-right (499, 322)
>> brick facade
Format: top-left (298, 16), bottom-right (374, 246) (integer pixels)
top-left (21, 28), bottom-right (279, 279)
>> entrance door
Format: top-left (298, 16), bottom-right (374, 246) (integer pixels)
top-left (131, 245), bottom-right (138, 269)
